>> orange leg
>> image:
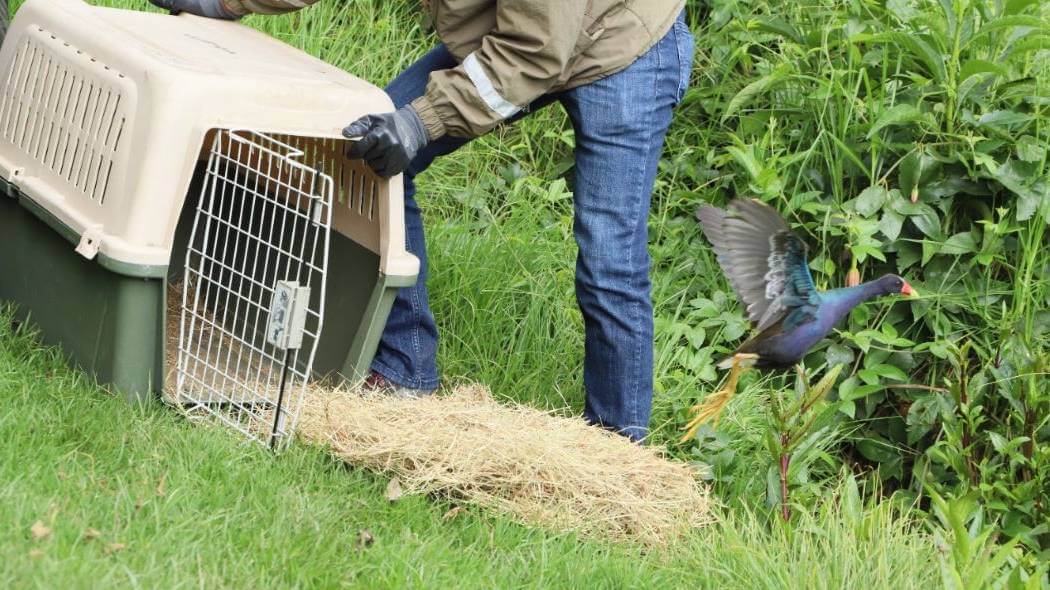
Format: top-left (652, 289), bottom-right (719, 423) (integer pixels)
top-left (679, 353), bottom-right (758, 443)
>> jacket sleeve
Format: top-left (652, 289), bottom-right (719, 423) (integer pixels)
top-left (221, 0), bottom-right (321, 16)
top-left (412, 1), bottom-right (590, 140)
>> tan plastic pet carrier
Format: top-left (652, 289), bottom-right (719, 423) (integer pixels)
top-left (0, 0), bottom-right (419, 447)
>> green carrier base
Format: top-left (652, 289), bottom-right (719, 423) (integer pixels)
top-left (0, 174), bottom-right (413, 403)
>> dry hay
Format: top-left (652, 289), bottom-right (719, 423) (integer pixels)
top-left (164, 283), bottom-right (710, 545)
top-left (298, 386), bottom-right (711, 545)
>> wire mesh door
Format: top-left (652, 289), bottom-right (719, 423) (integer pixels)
top-left (175, 129), bottom-right (333, 450)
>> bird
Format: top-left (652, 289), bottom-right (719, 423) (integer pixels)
top-left (680, 198), bottom-right (916, 442)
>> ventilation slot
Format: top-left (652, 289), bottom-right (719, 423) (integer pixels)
top-left (0, 30), bottom-right (127, 205)
top-left (274, 134), bottom-right (380, 221)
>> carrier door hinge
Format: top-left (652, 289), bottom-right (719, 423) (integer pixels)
top-left (6, 167), bottom-right (26, 192)
top-left (75, 226), bottom-right (104, 260)
top-left (266, 281), bottom-right (312, 351)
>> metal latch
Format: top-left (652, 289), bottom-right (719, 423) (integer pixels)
top-left (75, 227), bottom-right (104, 260)
top-left (266, 281), bottom-right (311, 351)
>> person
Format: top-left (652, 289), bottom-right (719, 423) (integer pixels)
top-left (149, 0), bottom-right (694, 442)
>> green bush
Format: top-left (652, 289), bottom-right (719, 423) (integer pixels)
top-left (6, 0), bottom-right (1047, 582)
top-left (673, 0), bottom-right (1049, 561)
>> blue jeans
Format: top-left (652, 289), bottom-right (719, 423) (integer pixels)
top-left (370, 14), bottom-right (694, 441)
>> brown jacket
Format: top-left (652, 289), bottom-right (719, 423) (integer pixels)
top-left (222, 0), bottom-right (686, 140)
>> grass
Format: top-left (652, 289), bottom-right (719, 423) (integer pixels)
top-left (0, 312), bottom-right (940, 588)
top-left (2, 0), bottom-right (1045, 586)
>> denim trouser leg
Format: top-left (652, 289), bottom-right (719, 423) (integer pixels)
top-left (369, 46), bottom-right (468, 390)
top-left (560, 15), bottom-right (693, 441)
top-left (371, 16), bottom-right (694, 440)
top-left (369, 46), bottom-right (559, 390)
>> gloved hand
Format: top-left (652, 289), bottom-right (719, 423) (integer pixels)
top-left (148, 0), bottom-right (239, 19)
top-left (343, 106), bottom-right (430, 178)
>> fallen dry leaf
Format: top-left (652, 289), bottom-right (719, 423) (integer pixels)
top-left (442, 506), bottom-right (463, 522)
top-left (30, 521), bottom-right (51, 541)
top-left (355, 530), bottom-right (374, 549)
top-left (104, 542), bottom-right (126, 555)
top-left (28, 549), bottom-right (44, 560)
top-left (385, 478), bottom-right (403, 502)
top-left (83, 528), bottom-right (102, 542)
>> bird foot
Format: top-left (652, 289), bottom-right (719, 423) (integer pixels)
top-left (679, 354), bottom-right (755, 443)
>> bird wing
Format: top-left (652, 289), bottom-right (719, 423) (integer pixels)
top-left (696, 199), bottom-right (820, 332)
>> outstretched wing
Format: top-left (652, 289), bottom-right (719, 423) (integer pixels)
top-left (696, 199), bottom-right (820, 332)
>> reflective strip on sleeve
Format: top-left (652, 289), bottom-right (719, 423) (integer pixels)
top-left (462, 52), bottom-right (521, 119)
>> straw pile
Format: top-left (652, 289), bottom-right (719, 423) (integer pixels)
top-left (298, 385), bottom-right (711, 545)
top-left (165, 284), bottom-right (710, 545)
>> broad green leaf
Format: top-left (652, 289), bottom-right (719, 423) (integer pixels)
top-left (856, 437), bottom-right (898, 462)
top-left (855, 185), bottom-right (889, 216)
top-left (852, 245), bottom-right (887, 262)
top-left (1004, 0), bottom-right (1041, 15)
top-left (886, 0), bottom-right (920, 22)
top-left (880, 209), bottom-right (905, 241)
top-left (749, 17), bottom-right (803, 45)
top-left (867, 104), bottom-right (928, 138)
top-left (935, 0), bottom-right (956, 38)
top-left (906, 203), bottom-right (943, 239)
top-left (722, 66), bottom-right (790, 122)
top-left (869, 363), bottom-right (909, 381)
top-left (959, 59), bottom-right (1008, 82)
top-left (940, 231), bottom-right (978, 255)
top-left (1007, 34), bottom-right (1050, 58)
top-left (686, 326), bottom-right (706, 349)
top-left (896, 242), bottom-right (922, 271)
top-left (969, 15), bottom-right (1049, 46)
top-left (973, 152), bottom-right (999, 173)
top-left (992, 161), bottom-right (1050, 221)
top-left (839, 399), bottom-right (856, 418)
top-left (1016, 135), bottom-right (1046, 162)
top-left (977, 110), bottom-right (1032, 128)
top-left (826, 343), bottom-right (855, 367)
top-left (922, 240), bottom-right (941, 265)
top-left (899, 147), bottom-right (942, 194)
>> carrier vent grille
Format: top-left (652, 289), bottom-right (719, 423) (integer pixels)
top-left (276, 135), bottom-right (380, 221)
top-left (0, 29), bottom-right (128, 205)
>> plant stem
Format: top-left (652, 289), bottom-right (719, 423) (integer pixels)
top-left (780, 433), bottom-right (791, 522)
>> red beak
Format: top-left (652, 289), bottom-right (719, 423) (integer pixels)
top-left (901, 282), bottom-right (916, 296)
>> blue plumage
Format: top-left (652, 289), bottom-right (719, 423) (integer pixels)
top-left (696, 199), bottom-right (914, 370)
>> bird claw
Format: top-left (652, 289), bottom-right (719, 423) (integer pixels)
top-left (679, 354), bottom-right (755, 443)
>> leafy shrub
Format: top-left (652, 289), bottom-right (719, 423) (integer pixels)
top-left (673, 0), bottom-right (1049, 560)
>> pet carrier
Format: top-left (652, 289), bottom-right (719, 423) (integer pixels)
top-left (0, 0), bottom-right (419, 446)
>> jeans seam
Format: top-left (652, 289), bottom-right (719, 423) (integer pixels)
top-left (673, 21), bottom-right (692, 103)
top-left (673, 22), bottom-right (684, 102)
top-left (408, 271), bottom-right (425, 376)
top-left (623, 48), bottom-right (661, 431)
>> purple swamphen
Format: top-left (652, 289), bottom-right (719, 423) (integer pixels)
top-left (681, 199), bottom-right (915, 440)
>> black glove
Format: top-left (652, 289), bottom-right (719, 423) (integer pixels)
top-left (148, 0), bottom-right (239, 19)
top-left (343, 106), bottom-right (430, 178)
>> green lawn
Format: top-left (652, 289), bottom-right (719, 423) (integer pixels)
top-left (1, 310), bottom-right (942, 589)
top-left (3, 0), bottom-right (1047, 587)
